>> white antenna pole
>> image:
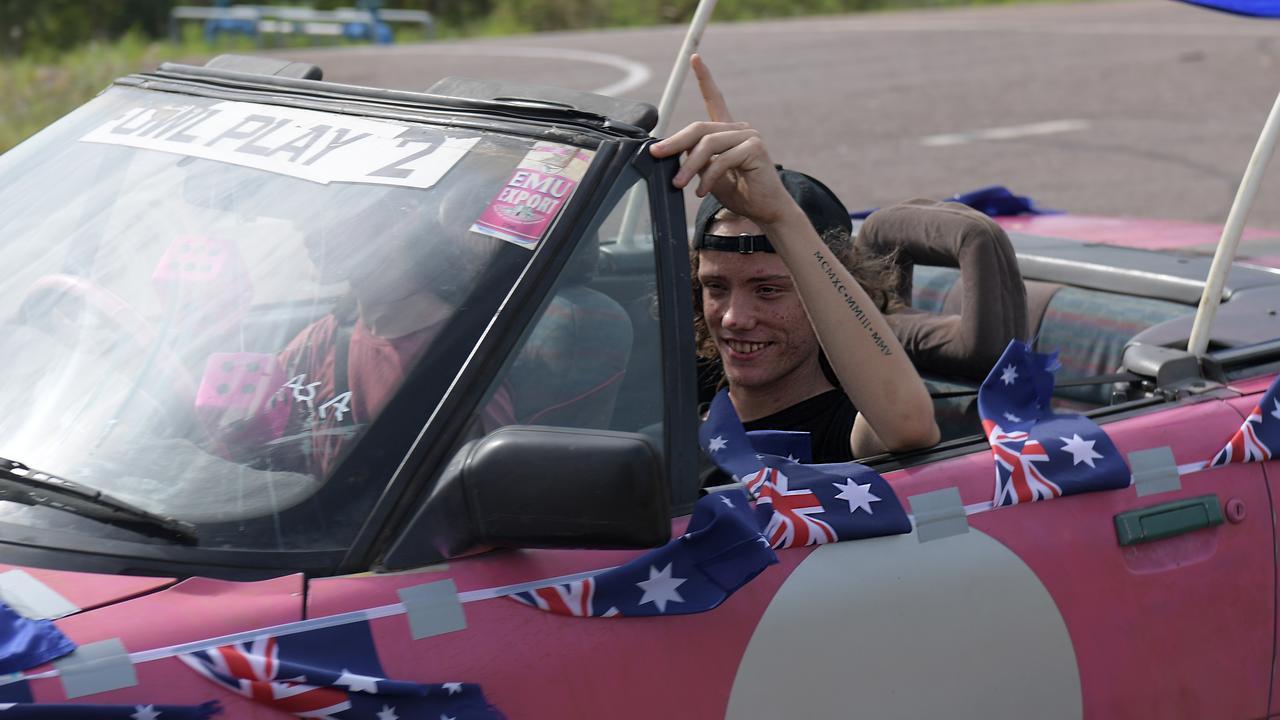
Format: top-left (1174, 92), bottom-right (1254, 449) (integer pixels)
top-left (616, 0), bottom-right (718, 246)
top-left (1188, 87), bottom-right (1280, 357)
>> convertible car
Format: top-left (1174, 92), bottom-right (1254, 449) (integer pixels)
top-left (0, 54), bottom-right (1276, 719)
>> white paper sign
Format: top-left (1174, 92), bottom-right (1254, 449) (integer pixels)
top-left (80, 100), bottom-right (479, 189)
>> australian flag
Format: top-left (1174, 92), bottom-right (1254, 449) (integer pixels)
top-left (979, 340), bottom-right (1130, 506)
top-left (0, 602), bottom-right (75, 675)
top-left (178, 621), bottom-right (502, 719)
top-left (510, 486), bottom-right (777, 617)
top-left (1211, 374), bottom-right (1280, 466)
top-left (700, 390), bottom-right (912, 548)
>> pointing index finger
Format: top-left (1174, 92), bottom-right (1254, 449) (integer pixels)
top-left (692, 54), bottom-right (735, 124)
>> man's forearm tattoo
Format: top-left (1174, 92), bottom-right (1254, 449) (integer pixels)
top-left (813, 250), bottom-right (893, 356)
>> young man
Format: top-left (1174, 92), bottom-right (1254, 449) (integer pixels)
top-left (651, 56), bottom-right (940, 461)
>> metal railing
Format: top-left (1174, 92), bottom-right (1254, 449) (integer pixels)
top-left (169, 5), bottom-right (435, 46)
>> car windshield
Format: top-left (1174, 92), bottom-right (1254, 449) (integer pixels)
top-left (0, 86), bottom-right (595, 551)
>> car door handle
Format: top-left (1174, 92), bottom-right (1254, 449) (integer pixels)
top-left (1114, 494), bottom-right (1224, 547)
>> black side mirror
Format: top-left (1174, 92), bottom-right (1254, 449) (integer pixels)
top-left (382, 426), bottom-right (670, 568)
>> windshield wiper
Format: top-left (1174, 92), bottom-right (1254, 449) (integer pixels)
top-left (0, 458), bottom-right (197, 545)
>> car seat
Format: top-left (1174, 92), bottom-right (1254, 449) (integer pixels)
top-left (856, 200), bottom-right (1030, 440)
top-left (505, 241), bottom-right (634, 429)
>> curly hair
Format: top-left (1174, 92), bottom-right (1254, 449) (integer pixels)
top-left (690, 223), bottom-right (902, 362)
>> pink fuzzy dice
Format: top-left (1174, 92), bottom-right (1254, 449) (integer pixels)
top-left (196, 352), bottom-right (288, 443)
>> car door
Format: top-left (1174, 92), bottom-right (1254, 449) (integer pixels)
top-left (723, 391), bottom-right (1272, 719)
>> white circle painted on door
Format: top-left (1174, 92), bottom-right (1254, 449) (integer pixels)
top-left (726, 528), bottom-right (1082, 719)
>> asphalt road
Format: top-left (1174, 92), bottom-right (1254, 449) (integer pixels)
top-left (281, 0), bottom-right (1280, 230)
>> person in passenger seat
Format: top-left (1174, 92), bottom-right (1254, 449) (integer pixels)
top-left (652, 56), bottom-right (940, 461)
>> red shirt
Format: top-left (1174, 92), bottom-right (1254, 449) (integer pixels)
top-left (275, 315), bottom-right (514, 477)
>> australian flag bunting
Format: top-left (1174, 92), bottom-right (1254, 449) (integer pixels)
top-left (979, 340), bottom-right (1130, 506)
top-left (510, 486), bottom-right (777, 617)
top-left (701, 390), bottom-right (912, 548)
top-left (0, 602), bottom-right (75, 675)
top-left (178, 621), bottom-right (503, 719)
top-left (1211, 374), bottom-right (1280, 466)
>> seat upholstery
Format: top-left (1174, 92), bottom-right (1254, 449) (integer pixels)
top-left (912, 266), bottom-right (1195, 408)
top-left (506, 285), bottom-right (633, 429)
top-left (1033, 287), bottom-right (1192, 405)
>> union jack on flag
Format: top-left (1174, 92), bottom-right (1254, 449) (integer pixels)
top-left (177, 621), bottom-right (503, 719)
top-left (1211, 374), bottom-right (1280, 466)
top-left (978, 341), bottom-right (1130, 507)
top-left (508, 576), bottom-right (618, 617)
top-left (178, 636), bottom-right (353, 717)
top-left (743, 467), bottom-right (837, 548)
top-left (702, 390), bottom-right (913, 548)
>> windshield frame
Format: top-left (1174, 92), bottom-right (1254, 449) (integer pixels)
top-left (335, 136), bottom-right (639, 574)
top-left (0, 81), bottom-right (635, 580)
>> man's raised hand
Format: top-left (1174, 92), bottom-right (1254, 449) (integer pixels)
top-left (649, 56), bottom-right (795, 228)
top-left (692, 54), bottom-right (734, 124)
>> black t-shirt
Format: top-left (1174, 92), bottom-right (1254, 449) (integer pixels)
top-left (743, 389), bottom-right (857, 464)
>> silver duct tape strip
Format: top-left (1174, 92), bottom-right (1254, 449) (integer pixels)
top-left (397, 579), bottom-right (467, 640)
top-left (0, 570), bottom-right (78, 620)
top-left (909, 487), bottom-right (969, 542)
top-left (53, 638), bottom-right (136, 699)
top-left (1131, 447), bottom-right (1181, 497)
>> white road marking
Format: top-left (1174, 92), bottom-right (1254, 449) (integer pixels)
top-left (310, 43), bottom-right (651, 97)
top-left (920, 119), bottom-right (1091, 147)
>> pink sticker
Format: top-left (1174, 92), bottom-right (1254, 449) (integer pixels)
top-left (471, 143), bottom-right (594, 249)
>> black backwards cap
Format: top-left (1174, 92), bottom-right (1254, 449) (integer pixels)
top-left (693, 166), bottom-right (852, 253)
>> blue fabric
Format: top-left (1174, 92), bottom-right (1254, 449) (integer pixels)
top-left (179, 621), bottom-right (502, 719)
top-left (507, 389), bottom-right (913, 618)
top-left (978, 341), bottom-right (1131, 506)
top-left (744, 430), bottom-right (812, 463)
top-left (510, 487), bottom-right (778, 616)
top-left (0, 700), bottom-right (221, 718)
top-left (851, 185), bottom-right (1060, 220)
top-left (702, 390), bottom-right (913, 547)
top-left (1211, 374), bottom-right (1280, 465)
top-left (1175, 0), bottom-right (1280, 16)
top-left (0, 603), bottom-right (74, 675)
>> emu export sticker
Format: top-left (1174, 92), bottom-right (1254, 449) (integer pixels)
top-left (470, 142), bottom-right (594, 250)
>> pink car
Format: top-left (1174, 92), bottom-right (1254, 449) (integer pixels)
top-left (0, 54), bottom-right (1274, 719)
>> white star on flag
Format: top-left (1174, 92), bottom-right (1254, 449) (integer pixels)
top-left (1001, 364), bottom-right (1019, 385)
top-left (719, 495), bottom-right (734, 508)
top-left (443, 682), bottom-right (464, 695)
top-left (441, 715), bottom-right (457, 720)
top-left (785, 454), bottom-right (799, 462)
top-left (1003, 411), bottom-right (1023, 423)
top-left (636, 563), bottom-right (687, 613)
top-left (1271, 398), bottom-right (1280, 421)
top-left (708, 436), bottom-right (727, 452)
top-left (377, 706), bottom-right (400, 720)
top-left (336, 669), bottom-right (380, 694)
top-left (833, 478), bottom-right (880, 514)
top-left (131, 706), bottom-right (161, 720)
top-left (1059, 433), bottom-right (1103, 467)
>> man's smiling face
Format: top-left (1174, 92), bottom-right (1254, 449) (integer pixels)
top-left (697, 215), bottom-right (824, 395)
